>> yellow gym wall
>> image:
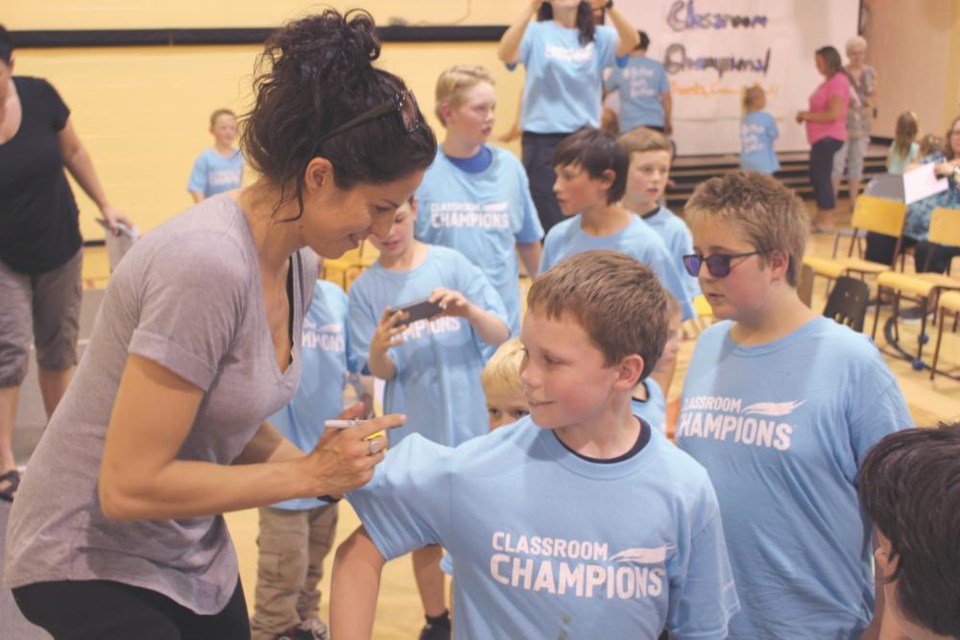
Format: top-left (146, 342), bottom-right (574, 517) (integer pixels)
top-left (8, 1), bottom-right (524, 239)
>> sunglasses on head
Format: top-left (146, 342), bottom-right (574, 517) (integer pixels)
top-left (682, 251), bottom-right (762, 278)
top-left (314, 90), bottom-right (422, 147)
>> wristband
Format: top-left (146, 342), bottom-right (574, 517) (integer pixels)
top-left (605, 0), bottom-right (614, 8)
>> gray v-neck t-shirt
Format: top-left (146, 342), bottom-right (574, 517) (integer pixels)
top-left (4, 194), bottom-right (317, 614)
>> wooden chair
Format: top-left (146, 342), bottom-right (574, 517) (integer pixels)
top-left (797, 263), bottom-right (815, 308)
top-left (802, 195), bottom-right (908, 290)
top-left (931, 289), bottom-right (960, 380)
top-left (823, 276), bottom-right (871, 332)
top-left (872, 208), bottom-right (960, 366)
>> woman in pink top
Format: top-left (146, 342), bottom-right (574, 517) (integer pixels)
top-left (796, 46), bottom-right (850, 232)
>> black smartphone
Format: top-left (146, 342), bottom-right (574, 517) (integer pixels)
top-left (394, 297), bottom-right (443, 326)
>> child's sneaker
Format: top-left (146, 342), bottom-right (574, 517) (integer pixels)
top-left (298, 618), bottom-right (329, 640)
top-left (418, 610), bottom-right (451, 640)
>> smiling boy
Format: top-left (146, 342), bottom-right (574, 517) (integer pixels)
top-left (331, 250), bottom-right (738, 640)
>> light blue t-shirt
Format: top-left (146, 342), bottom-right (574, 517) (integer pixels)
top-left (540, 215), bottom-right (696, 320)
top-left (632, 378), bottom-right (666, 435)
top-left (187, 148), bottom-right (244, 198)
top-left (886, 141), bottom-right (919, 175)
top-left (739, 111), bottom-right (780, 175)
top-left (268, 281), bottom-right (355, 511)
top-left (349, 418), bottom-right (739, 639)
top-left (415, 147), bottom-right (543, 335)
top-left (605, 55), bottom-right (670, 131)
top-left (640, 207), bottom-right (702, 302)
top-left (676, 317), bottom-right (913, 639)
top-left (515, 21), bottom-right (619, 133)
top-left (348, 246), bottom-right (507, 447)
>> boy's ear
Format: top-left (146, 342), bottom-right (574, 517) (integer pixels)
top-left (767, 249), bottom-right (791, 282)
top-left (614, 354), bottom-right (645, 391)
top-left (437, 102), bottom-right (453, 126)
top-left (600, 168), bottom-right (617, 190)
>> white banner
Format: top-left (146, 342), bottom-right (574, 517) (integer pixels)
top-left (614, 0), bottom-right (860, 155)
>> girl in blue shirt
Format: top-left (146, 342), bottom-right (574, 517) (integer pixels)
top-left (498, 0), bottom-right (638, 233)
top-left (739, 85), bottom-right (780, 175)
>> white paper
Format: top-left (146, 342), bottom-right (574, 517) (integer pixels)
top-left (903, 163), bottom-right (949, 205)
top-left (104, 224), bottom-right (138, 272)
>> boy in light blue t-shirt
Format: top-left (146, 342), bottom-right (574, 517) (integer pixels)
top-left (251, 274), bottom-right (364, 640)
top-left (187, 108), bottom-right (244, 202)
top-left (332, 250), bottom-right (739, 640)
top-left (676, 172), bottom-right (913, 639)
top-left (604, 30), bottom-right (672, 134)
top-left (415, 65), bottom-right (543, 336)
top-left (347, 198), bottom-right (509, 640)
top-left (539, 128), bottom-right (696, 321)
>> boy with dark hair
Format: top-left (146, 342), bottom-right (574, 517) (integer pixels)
top-left (331, 250), bottom-right (738, 640)
top-left (859, 424), bottom-right (960, 640)
top-left (539, 128), bottom-right (695, 319)
top-left (677, 171), bottom-right (913, 638)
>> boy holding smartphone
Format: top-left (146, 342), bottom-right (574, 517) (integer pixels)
top-left (347, 198), bottom-right (509, 638)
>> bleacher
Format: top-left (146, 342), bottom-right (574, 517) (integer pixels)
top-left (666, 143), bottom-right (889, 212)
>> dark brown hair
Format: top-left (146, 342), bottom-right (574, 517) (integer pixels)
top-left (859, 423), bottom-right (960, 637)
top-left (0, 25), bottom-right (12, 64)
top-left (241, 10), bottom-right (437, 218)
top-left (554, 128), bottom-right (628, 204)
top-left (815, 46), bottom-right (843, 77)
top-left (528, 250), bottom-right (668, 379)
top-left (538, 2), bottom-right (595, 46)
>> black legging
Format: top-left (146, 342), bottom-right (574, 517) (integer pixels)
top-left (865, 233), bottom-right (960, 274)
top-left (522, 131), bottom-right (572, 235)
top-left (809, 137), bottom-right (844, 210)
top-left (13, 578), bottom-right (250, 640)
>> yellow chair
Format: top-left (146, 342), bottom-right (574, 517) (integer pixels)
top-left (872, 208), bottom-right (960, 365)
top-left (802, 195), bottom-right (907, 288)
top-left (931, 289), bottom-right (960, 380)
top-left (322, 240), bottom-right (379, 291)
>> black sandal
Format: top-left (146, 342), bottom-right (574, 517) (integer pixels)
top-left (0, 468), bottom-right (20, 502)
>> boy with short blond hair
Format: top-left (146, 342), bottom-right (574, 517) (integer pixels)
top-left (481, 337), bottom-right (528, 429)
top-left (332, 250), bottom-right (739, 640)
top-left (416, 64), bottom-right (542, 337)
top-left (677, 171), bottom-right (912, 638)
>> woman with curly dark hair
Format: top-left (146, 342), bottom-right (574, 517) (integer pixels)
top-left (5, 9), bottom-right (436, 638)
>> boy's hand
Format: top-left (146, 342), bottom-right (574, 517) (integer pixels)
top-left (430, 288), bottom-right (473, 319)
top-left (370, 308), bottom-right (407, 357)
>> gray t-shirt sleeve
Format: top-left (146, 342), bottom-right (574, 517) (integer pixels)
top-left (128, 233), bottom-right (248, 391)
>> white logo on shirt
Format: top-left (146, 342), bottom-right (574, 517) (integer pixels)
top-left (677, 395), bottom-right (798, 450)
top-left (301, 321), bottom-right (345, 352)
top-left (545, 42), bottom-right (596, 63)
top-left (488, 531), bottom-right (667, 600)
top-left (208, 169), bottom-right (241, 186)
top-left (398, 316), bottom-right (463, 343)
top-left (429, 202), bottom-right (510, 230)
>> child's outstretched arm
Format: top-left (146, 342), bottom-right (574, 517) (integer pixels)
top-left (430, 287), bottom-right (509, 347)
top-left (368, 309), bottom-right (406, 380)
top-left (331, 525), bottom-right (385, 640)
